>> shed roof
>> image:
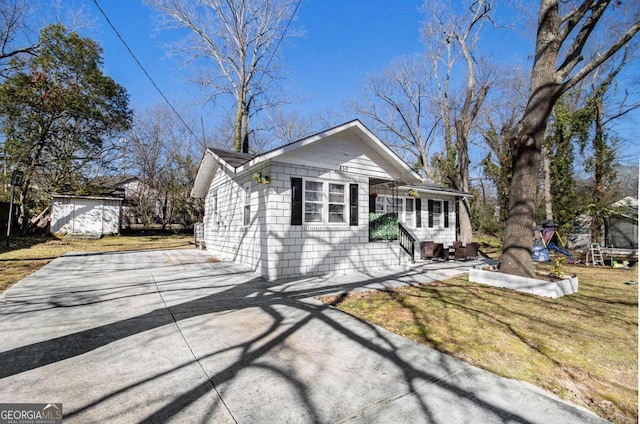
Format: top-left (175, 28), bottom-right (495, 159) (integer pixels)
top-left (51, 194), bottom-right (124, 202)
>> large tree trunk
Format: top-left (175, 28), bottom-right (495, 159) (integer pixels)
top-left (456, 125), bottom-right (473, 244)
top-left (500, 0), bottom-right (638, 277)
top-left (591, 91), bottom-right (606, 244)
top-left (542, 144), bottom-right (553, 221)
top-left (232, 98), bottom-right (250, 153)
top-left (241, 108), bottom-right (250, 154)
top-left (500, 0), bottom-right (562, 277)
top-left (232, 104), bottom-right (244, 153)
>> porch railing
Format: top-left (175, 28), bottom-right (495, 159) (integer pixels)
top-left (398, 222), bottom-right (415, 263)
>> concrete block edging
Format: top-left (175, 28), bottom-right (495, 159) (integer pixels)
top-left (468, 269), bottom-right (578, 298)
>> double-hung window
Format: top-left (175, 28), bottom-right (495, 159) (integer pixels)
top-left (328, 183), bottom-right (346, 223)
top-left (405, 198), bottom-right (415, 227)
top-left (428, 199), bottom-right (449, 228)
top-left (304, 180), bottom-right (323, 223)
top-left (432, 200), bottom-right (442, 227)
top-left (303, 180), bottom-right (346, 225)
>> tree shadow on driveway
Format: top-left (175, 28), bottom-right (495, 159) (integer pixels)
top-left (0, 251), bottom-right (605, 423)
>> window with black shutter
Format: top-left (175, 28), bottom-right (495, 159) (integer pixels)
top-left (428, 199), bottom-right (434, 227)
top-left (349, 184), bottom-right (358, 226)
top-left (416, 198), bottom-right (422, 227)
top-left (444, 200), bottom-right (449, 228)
top-left (291, 177), bottom-right (302, 225)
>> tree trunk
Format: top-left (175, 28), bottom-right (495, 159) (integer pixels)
top-left (542, 144), bottom-right (553, 221)
top-left (456, 126), bottom-right (473, 244)
top-left (18, 184), bottom-right (28, 233)
top-left (500, 0), bottom-right (563, 277)
top-left (232, 104), bottom-right (244, 153)
top-left (241, 108), bottom-right (250, 154)
top-left (591, 92), bottom-right (606, 244)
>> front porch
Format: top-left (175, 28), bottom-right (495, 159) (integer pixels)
top-left (368, 177), bottom-right (474, 265)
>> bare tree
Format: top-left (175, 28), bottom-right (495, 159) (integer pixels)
top-left (0, 0), bottom-right (36, 78)
top-left (249, 107), bottom-right (316, 151)
top-left (423, 0), bottom-right (493, 243)
top-left (356, 55), bottom-right (439, 180)
top-left (127, 105), bottom-right (203, 229)
top-left (500, 0), bottom-right (640, 277)
top-left (146, 0), bottom-right (301, 153)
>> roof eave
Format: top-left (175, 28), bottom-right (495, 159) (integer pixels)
top-left (191, 152), bottom-right (219, 198)
top-left (398, 184), bottom-right (473, 198)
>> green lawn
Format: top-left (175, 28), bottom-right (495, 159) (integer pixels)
top-left (321, 262), bottom-right (638, 424)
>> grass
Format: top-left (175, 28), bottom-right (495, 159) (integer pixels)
top-left (0, 233), bottom-right (194, 293)
top-left (321, 258), bottom-right (638, 424)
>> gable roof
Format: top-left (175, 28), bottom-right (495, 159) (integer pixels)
top-left (207, 148), bottom-right (256, 168)
top-left (192, 120), bottom-right (460, 198)
top-left (235, 120), bottom-right (419, 176)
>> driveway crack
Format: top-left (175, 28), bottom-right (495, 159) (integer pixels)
top-left (151, 273), bottom-right (238, 423)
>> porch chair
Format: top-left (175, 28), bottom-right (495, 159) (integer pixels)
top-left (420, 241), bottom-right (444, 260)
top-left (454, 242), bottom-right (479, 261)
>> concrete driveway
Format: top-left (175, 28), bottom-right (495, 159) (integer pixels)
top-left (0, 249), bottom-right (606, 423)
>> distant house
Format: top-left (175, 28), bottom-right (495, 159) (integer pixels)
top-left (191, 120), bottom-right (469, 280)
top-left (50, 194), bottom-right (122, 236)
top-left (92, 175), bottom-right (159, 226)
top-left (605, 196), bottom-right (638, 250)
top-left (568, 196), bottom-right (638, 251)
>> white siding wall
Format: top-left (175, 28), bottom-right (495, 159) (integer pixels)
top-left (279, 132), bottom-right (407, 180)
top-left (200, 132), bottom-right (459, 281)
top-left (203, 166), bottom-right (271, 273)
top-left (263, 161), bottom-right (387, 280)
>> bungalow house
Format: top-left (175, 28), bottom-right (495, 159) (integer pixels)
top-left (191, 120), bottom-right (469, 280)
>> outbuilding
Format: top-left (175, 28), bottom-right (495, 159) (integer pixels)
top-left (50, 194), bottom-right (122, 236)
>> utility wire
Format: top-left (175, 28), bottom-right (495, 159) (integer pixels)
top-left (254, 0), bottom-right (303, 91)
top-left (92, 0), bottom-right (200, 143)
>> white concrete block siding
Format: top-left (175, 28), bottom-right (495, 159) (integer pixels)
top-left (203, 159), bottom-right (457, 281)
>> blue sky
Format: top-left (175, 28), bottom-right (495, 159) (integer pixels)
top-left (64, 0), bottom-right (639, 166)
top-left (85, 0), bottom-right (430, 116)
top-left (85, 0), bottom-right (528, 114)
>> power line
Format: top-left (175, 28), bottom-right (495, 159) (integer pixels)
top-left (254, 0), bottom-right (303, 90)
top-left (91, 0), bottom-right (200, 142)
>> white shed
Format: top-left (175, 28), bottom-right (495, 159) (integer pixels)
top-left (51, 195), bottom-right (122, 235)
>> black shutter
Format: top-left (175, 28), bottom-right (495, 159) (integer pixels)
top-left (291, 178), bottom-right (303, 225)
top-left (416, 198), bottom-right (422, 227)
top-left (369, 194), bottom-right (376, 213)
top-left (349, 184), bottom-right (359, 226)
top-left (428, 199), bottom-right (434, 228)
top-left (444, 201), bottom-right (449, 228)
